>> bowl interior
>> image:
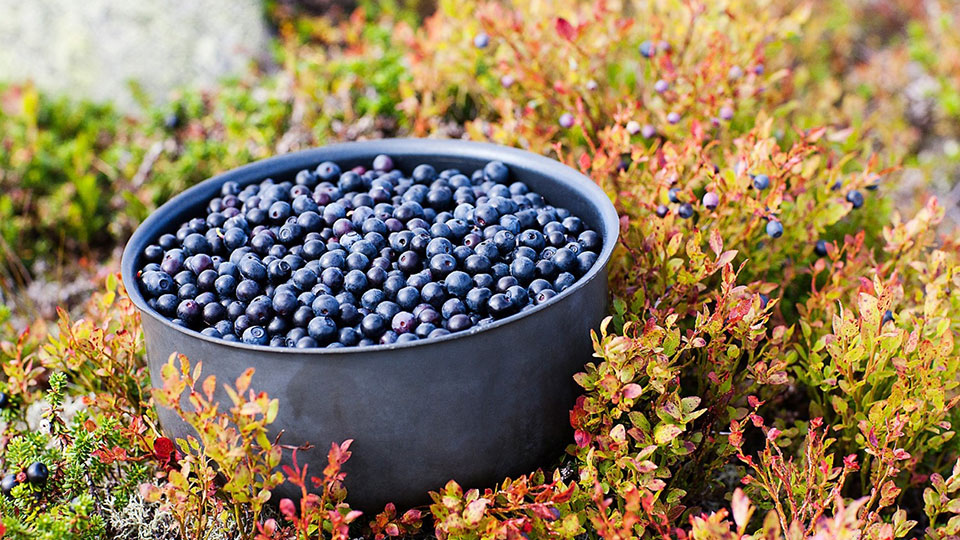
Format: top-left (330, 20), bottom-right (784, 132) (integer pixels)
top-left (121, 139), bottom-right (619, 353)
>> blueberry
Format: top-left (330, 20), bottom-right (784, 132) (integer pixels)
top-left (376, 301), bottom-right (401, 321)
top-left (445, 271), bottom-right (473, 298)
top-left (465, 287), bottom-right (492, 313)
top-left (392, 312), bottom-right (417, 334)
top-left (272, 290), bottom-right (298, 317)
top-left (242, 326), bottom-right (269, 346)
top-left (239, 258), bottom-right (267, 282)
top-left (421, 282), bottom-right (446, 306)
top-left (396, 286), bottom-right (421, 310)
top-left (236, 280), bottom-right (261, 302)
top-left (203, 302), bottom-right (226, 324)
top-left (441, 298), bottom-right (467, 319)
top-left (361, 313), bottom-right (387, 338)
top-left (474, 32), bottom-right (490, 48)
top-left (639, 40), bottom-right (654, 58)
top-left (483, 161), bottom-right (509, 184)
top-left (429, 254), bottom-right (457, 278)
top-left (846, 190), bottom-right (864, 209)
top-left (578, 231), bottom-right (601, 251)
top-left (510, 257), bottom-right (536, 283)
top-left (446, 314), bottom-right (472, 333)
top-left (183, 233), bottom-right (211, 256)
top-left (882, 310), bottom-right (894, 325)
top-left (141, 271), bottom-right (174, 297)
top-left (488, 294), bottom-right (515, 318)
top-left (677, 203), bottom-right (695, 219)
top-left (312, 294), bottom-right (340, 318)
top-left (307, 316), bottom-right (338, 343)
top-left (814, 240), bottom-right (828, 257)
top-left (505, 285), bottom-right (528, 308)
top-left (554, 272), bottom-right (576, 292)
top-left (559, 113), bottom-right (575, 128)
top-left (752, 174), bottom-right (770, 190)
top-left (293, 268), bottom-right (319, 290)
top-left (266, 259), bottom-right (292, 284)
top-left (316, 161), bottom-right (341, 182)
top-left (766, 220), bottom-right (784, 239)
top-left (343, 269), bottom-right (368, 294)
top-left (535, 289), bottom-right (558, 305)
top-left (702, 192), bottom-right (719, 210)
top-left (519, 230), bottom-right (546, 251)
top-left (177, 300), bottom-right (201, 326)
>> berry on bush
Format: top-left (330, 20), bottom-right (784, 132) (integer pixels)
top-left (752, 173), bottom-right (770, 190)
top-left (765, 220), bottom-right (784, 238)
top-left (846, 189), bottom-right (865, 208)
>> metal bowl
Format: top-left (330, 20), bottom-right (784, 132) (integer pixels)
top-left (121, 139), bottom-right (619, 510)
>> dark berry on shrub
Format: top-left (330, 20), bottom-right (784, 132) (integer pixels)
top-left (474, 32), bottom-right (490, 48)
top-left (0, 392), bottom-right (9, 410)
top-left (846, 190), bottom-right (864, 209)
top-left (25, 462), bottom-right (48, 486)
top-left (702, 192), bottom-right (719, 210)
top-left (882, 310), bottom-right (894, 325)
top-left (814, 240), bottom-right (828, 257)
top-left (677, 203), bottom-right (694, 219)
top-left (766, 220), bottom-right (784, 239)
top-left (1, 474), bottom-right (18, 497)
top-left (752, 174), bottom-right (770, 190)
top-left (639, 40), bottom-right (654, 58)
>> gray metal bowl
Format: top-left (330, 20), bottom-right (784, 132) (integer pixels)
top-left (120, 139), bottom-right (619, 510)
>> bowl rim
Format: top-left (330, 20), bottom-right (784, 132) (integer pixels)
top-left (121, 138), bottom-right (619, 355)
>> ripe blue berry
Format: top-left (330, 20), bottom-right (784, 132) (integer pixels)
top-left (766, 220), bottom-right (784, 238)
top-left (752, 174), bottom-right (770, 190)
top-left (846, 190), bottom-right (864, 209)
top-left (639, 40), bottom-right (654, 58)
top-left (702, 192), bottom-right (719, 210)
top-left (677, 203), bottom-right (694, 219)
top-left (814, 240), bottom-right (828, 257)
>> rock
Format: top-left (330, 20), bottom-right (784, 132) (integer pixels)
top-left (0, 0), bottom-right (271, 111)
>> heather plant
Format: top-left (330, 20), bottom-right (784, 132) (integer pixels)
top-left (0, 0), bottom-right (959, 538)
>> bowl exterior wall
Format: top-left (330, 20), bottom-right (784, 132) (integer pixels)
top-left (143, 269), bottom-right (606, 509)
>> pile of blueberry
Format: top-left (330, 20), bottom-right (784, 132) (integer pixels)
top-left (137, 156), bottom-right (602, 349)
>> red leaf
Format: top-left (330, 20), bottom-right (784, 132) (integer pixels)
top-left (578, 152), bottom-right (591, 171)
top-left (555, 17), bottom-right (576, 41)
top-left (621, 383), bottom-right (642, 399)
top-left (574, 429), bottom-right (591, 448)
top-left (279, 498), bottom-right (296, 519)
top-left (153, 437), bottom-right (175, 460)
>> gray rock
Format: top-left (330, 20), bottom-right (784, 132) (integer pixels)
top-left (0, 0), bottom-right (271, 111)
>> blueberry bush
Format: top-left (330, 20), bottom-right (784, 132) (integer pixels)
top-left (2, 0), bottom-right (960, 538)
